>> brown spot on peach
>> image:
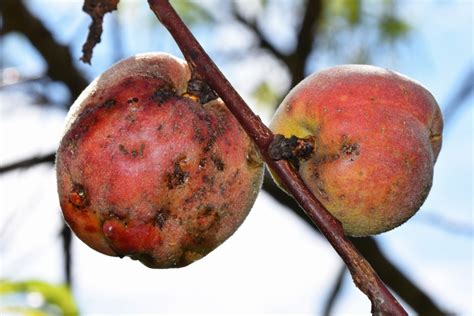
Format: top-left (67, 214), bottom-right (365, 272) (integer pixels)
top-left (341, 142), bottom-right (360, 159)
top-left (151, 86), bottom-right (175, 105)
top-left (198, 158), bottom-right (207, 169)
top-left (211, 154), bottom-right (225, 171)
top-left (127, 97), bottom-right (139, 104)
top-left (118, 144), bottom-right (128, 155)
top-left (69, 183), bottom-right (88, 209)
top-left (101, 99), bottom-right (117, 109)
top-left (167, 157), bottom-right (190, 189)
top-left (155, 208), bottom-right (169, 229)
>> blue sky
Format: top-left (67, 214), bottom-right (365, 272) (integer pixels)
top-left (1, 0), bottom-right (472, 315)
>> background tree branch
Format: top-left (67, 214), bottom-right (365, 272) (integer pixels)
top-left (1, 0), bottom-right (88, 102)
top-left (263, 173), bottom-right (446, 315)
top-left (322, 264), bottom-right (346, 316)
top-left (443, 66), bottom-right (473, 124)
top-left (231, 3), bottom-right (289, 65)
top-left (288, 0), bottom-right (323, 87)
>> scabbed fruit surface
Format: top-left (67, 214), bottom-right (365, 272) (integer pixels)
top-left (56, 53), bottom-right (264, 268)
top-left (270, 65), bottom-right (443, 236)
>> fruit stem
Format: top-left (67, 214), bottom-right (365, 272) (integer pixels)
top-left (269, 134), bottom-right (316, 169)
top-left (148, 0), bottom-right (407, 314)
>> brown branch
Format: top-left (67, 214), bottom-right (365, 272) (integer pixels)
top-left (80, 0), bottom-right (119, 64)
top-left (263, 173), bottom-right (446, 315)
top-left (148, 1), bottom-right (406, 314)
top-left (1, 0), bottom-right (88, 101)
top-left (351, 238), bottom-right (448, 315)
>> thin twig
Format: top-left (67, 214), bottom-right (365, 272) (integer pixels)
top-left (147, 1), bottom-right (406, 314)
top-left (60, 224), bottom-right (73, 285)
top-left (231, 3), bottom-right (289, 64)
top-left (288, 0), bottom-right (323, 87)
top-left (0, 153), bottom-right (56, 173)
top-left (443, 66), bottom-right (473, 124)
top-left (322, 265), bottom-right (346, 316)
top-left (1, 0), bottom-right (88, 101)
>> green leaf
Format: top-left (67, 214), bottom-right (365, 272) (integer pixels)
top-left (252, 82), bottom-right (280, 106)
top-left (0, 280), bottom-right (79, 316)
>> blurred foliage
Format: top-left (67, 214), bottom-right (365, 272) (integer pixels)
top-left (170, 0), bottom-right (214, 25)
top-left (320, 0), bottom-right (411, 63)
top-left (331, 0), bottom-right (362, 25)
top-left (0, 307), bottom-right (47, 316)
top-left (379, 14), bottom-right (411, 42)
top-left (252, 81), bottom-right (280, 106)
top-left (0, 280), bottom-right (79, 316)
top-left (229, 0), bottom-right (412, 107)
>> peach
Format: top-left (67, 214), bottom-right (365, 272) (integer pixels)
top-left (270, 65), bottom-right (442, 236)
top-left (56, 53), bottom-right (263, 268)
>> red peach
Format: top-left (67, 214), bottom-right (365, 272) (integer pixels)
top-left (270, 65), bottom-right (443, 236)
top-left (56, 53), bottom-right (263, 268)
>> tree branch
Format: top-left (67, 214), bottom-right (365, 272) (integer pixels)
top-left (351, 238), bottom-right (448, 315)
top-left (231, 3), bottom-right (289, 65)
top-left (80, 0), bottom-right (119, 64)
top-left (60, 224), bottom-right (73, 285)
top-left (288, 0), bottom-right (323, 86)
top-left (443, 66), bottom-right (473, 124)
top-left (148, 1), bottom-right (406, 314)
top-left (322, 264), bottom-right (346, 316)
top-left (263, 173), bottom-right (446, 315)
top-left (0, 153), bottom-right (55, 173)
top-left (1, 0), bottom-right (88, 101)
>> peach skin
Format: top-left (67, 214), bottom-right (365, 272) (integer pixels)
top-left (56, 53), bottom-right (263, 268)
top-left (270, 65), bottom-right (442, 236)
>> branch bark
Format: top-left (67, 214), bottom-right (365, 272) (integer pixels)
top-left (80, 0), bottom-right (119, 64)
top-left (263, 173), bottom-right (446, 315)
top-left (148, 1), bottom-right (406, 314)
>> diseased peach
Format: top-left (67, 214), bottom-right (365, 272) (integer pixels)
top-left (56, 53), bottom-right (263, 268)
top-left (270, 65), bottom-right (443, 236)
